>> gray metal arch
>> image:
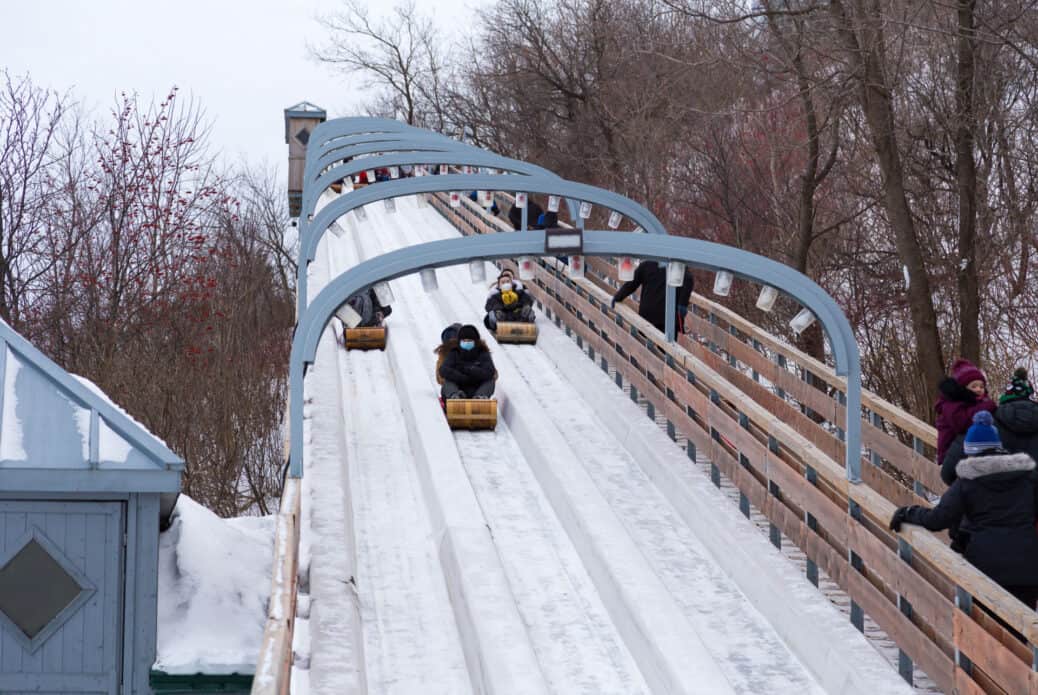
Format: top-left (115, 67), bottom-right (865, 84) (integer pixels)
top-left (297, 172), bottom-right (670, 312)
top-left (288, 230), bottom-right (863, 484)
top-left (307, 135), bottom-right (453, 183)
top-left (309, 116), bottom-right (433, 150)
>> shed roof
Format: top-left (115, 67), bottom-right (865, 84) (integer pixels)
top-left (0, 322), bottom-right (184, 494)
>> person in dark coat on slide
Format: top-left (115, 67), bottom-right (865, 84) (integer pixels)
top-left (438, 325), bottom-right (496, 399)
top-left (891, 412), bottom-right (1038, 608)
top-left (508, 199), bottom-right (544, 231)
top-left (610, 260), bottom-right (695, 334)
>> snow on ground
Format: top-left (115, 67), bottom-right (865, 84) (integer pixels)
top-left (155, 495), bottom-right (274, 675)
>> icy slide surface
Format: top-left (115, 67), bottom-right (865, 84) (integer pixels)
top-left (296, 193), bottom-right (915, 695)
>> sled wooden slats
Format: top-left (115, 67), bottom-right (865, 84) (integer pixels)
top-left (344, 326), bottom-right (387, 350)
top-left (428, 190), bottom-right (1038, 694)
top-left (445, 399), bottom-right (498, 430)
top-left (495, 322), bottom-right (538, 344)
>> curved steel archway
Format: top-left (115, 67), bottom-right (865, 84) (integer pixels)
top-left (298, 172), bottom-right (672, 314)
top-left (288, 230), bottom-right (863, 485)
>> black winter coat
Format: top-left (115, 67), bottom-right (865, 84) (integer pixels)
top-left (942, 399), bottom-right (1038, 485)
top-left (508, 200), bottom-right (544, 231)
top-left (485, 288), bottom-right (533, 314)
top-left (438, 344), bottom-right (496, 389)
top-left (905, 452), bottom-right (1038, 587)
top-left (612, 261), bottom-right (694, 333)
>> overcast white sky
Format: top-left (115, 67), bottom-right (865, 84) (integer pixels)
top-left (0, 0), bottom-right (474, 171)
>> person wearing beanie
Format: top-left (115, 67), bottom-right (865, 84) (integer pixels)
top-left (433, 323), bottom-right (464, 385)
top-left (484, 272), bottom-right (535, 330)
top-left (891, 410), bottom-right (1038, 608)
top-left (438, 324), bottom-right (497, 399)
top-left (942, 367), bottom-right (1038, 486)
top-left (935, 358), bottom-right (996, 467)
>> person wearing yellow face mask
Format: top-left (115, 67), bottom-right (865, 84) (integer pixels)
top-left (484, 271), bottom-right (536, 330)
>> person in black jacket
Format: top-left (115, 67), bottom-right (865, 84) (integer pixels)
top-left (438, 325), bottom-right (496, 399)
top-left (942, 368), bottom-right (1038, 486)
top-left (346, 288), bottom-right (392, 327)
top-left (610, 260), bottom-right (695, 334)
top-left (484, 273), bottom-right (535, 330)
top-left (891, 413), bottom-right (1038, 608)
top-left (508, 199), bottom-right (544, 231)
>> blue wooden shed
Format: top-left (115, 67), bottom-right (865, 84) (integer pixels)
top-left (0, 322), bottom-right (184, 693)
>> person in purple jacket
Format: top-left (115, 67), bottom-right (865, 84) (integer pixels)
top-left (935, 358), bottom-right (996, 466)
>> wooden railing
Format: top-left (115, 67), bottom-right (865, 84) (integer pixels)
top-left (430, 190), bottom-right (1038, 694)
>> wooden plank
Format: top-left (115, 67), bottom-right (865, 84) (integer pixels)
top-left (954, 607), bottom-right (1033, 695)
top-left (846, 570), bottom-right (956, 693)
top-left (953, 667), bottom-right (988, 695)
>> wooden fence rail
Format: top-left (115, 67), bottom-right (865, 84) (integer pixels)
top-left (430, 190), bottom-right (1038, 694)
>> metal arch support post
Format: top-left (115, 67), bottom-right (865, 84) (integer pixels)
top-left (297, 173), bottom-right (670, 314)
top-left (288, 231), bottom-right (862, 485)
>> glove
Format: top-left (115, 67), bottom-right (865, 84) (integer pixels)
top-left (889, 506), bottom-right (912, 532)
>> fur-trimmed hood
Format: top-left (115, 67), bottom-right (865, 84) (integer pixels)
top-left (955, 451), bottom-right (1036, 480)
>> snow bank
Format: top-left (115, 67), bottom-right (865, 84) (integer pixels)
top-left (155, 495), bottom-right (275, 675)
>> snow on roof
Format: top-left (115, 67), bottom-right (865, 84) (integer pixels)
top-left (156, 495), bottom-right (274, 675)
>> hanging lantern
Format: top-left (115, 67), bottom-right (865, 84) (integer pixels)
top-left (666, 261), bottom-right (686, 287)
top-left (790, 308), bottom-right (816, 335)
top-left (713, 271), bottom-right (733, 296)
top-left (547, 195), bottom-right (560, 212)
top-left (464, 165), bottom-right (472, 174)
top-left (515, 192), bottom-right (527, 208)
top-left (439, 164), bottom-right (448, 175)
top-left (384, 198), bottom-right (396, 213)
top-left (330, 221), bottom-right (347, 238)
top-left (633, 226), bottom-right (644, 234)
top-left (389, 166), bottom-right (400, 179)
top-left (608, 211), bottom-right (622, 229)
top-left (756, 286), bottom-right (778, 312)
top-left (365, 169), bottom-right (375, 183)
top-left (415, 165), bottom-right (425, 177)
top-left (568, 255), bottom-right (585, 278)
top-left (354, 205), bottom-right (367, 221)
top-left (481, 190), bottom-right (494, 208)
top-left (450, 192), bottom-right (461, 208)
top-left (469, 260), bottom-right (486, 284)
top-left (420, 269), bottom-right (438, 291)
top-left (579, 201), bottom-right (592, 219)
top-left (518, 257), bottom-right (536, 280)
top-left (618, 256), bottom-right (636, 281)
top-left (373, 282), bottom-right (395, 306)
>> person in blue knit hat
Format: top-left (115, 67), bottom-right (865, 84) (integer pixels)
top-left (891, 410), bottom-right (1038, 608)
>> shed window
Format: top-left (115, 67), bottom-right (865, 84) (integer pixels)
top-left (0, 539), bottom-right (84, 638)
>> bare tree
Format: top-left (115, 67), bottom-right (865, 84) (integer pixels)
top-left (311, 0), bottom-right (452, 130)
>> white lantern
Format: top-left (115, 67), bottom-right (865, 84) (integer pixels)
top-left (547, 195), bottom-right (560, 212)
top-left (354, 205), bottom-right (367, 221)
top-left (515, 192), bottom-right (527, 208)
top-left (481, 190), bottom-right (494, 208)
top-left (633, 226), bottom-right (644, 234)
top-left (756, 286), bottom-right (778, 312)
top-left (365, 169), bottom-right (375, 182)
top-left (450, 192), bottom-right (461, 208)
top-left (439, 164), bottom-right (448, 175)
top-left (469, 260), bottom-right (486, 284)
top-left (420, 268), bottom-right (438, 291)
top-left (384, 198), bottom-right (396, 213)
top-left (666, 261), bottom-right (686, 287)
top-left (618, 256), bottom-right (636, 282)
top-left (579, 201), bottom-right (592, 219)
top-left (330, 221), bottom-right (347, 238)
top-left (464, 165), bottom-right (472, 174)
top-left (518, 257), bottom-right (536, 280)
top-left (713, 270), bottom-right (733, 297)
top-left (373, 281), bottom-right (394, 306)
top-left (568, 255), bottom-right (585, 278)
top-left (335, 302), bottom-right (362, 329)
top-left (608, 211), bottom-right (622, 229)
top-left (389, 166), bottom-right (399, 179)
top-left (415, 165), bottom-right (425, 176)
top-left (790, 308), bottom-right (816, 335)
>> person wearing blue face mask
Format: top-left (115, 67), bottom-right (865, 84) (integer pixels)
top-left (438, 324), bottom-right (497, 399)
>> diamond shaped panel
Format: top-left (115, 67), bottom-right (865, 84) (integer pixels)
top-left (295, 126), bottom-right (311, 145)
top-left (0, 538), bottom-right (84, 638)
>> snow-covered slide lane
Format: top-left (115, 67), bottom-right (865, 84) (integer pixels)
top-left (335, 210), bottom-right (553, 695)
top-left (354, 205), bottom-right (651, 695)
top-left (382, 195), bottom-right (914, 695)
top-left (320, 230), bottom-right (473, 695)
